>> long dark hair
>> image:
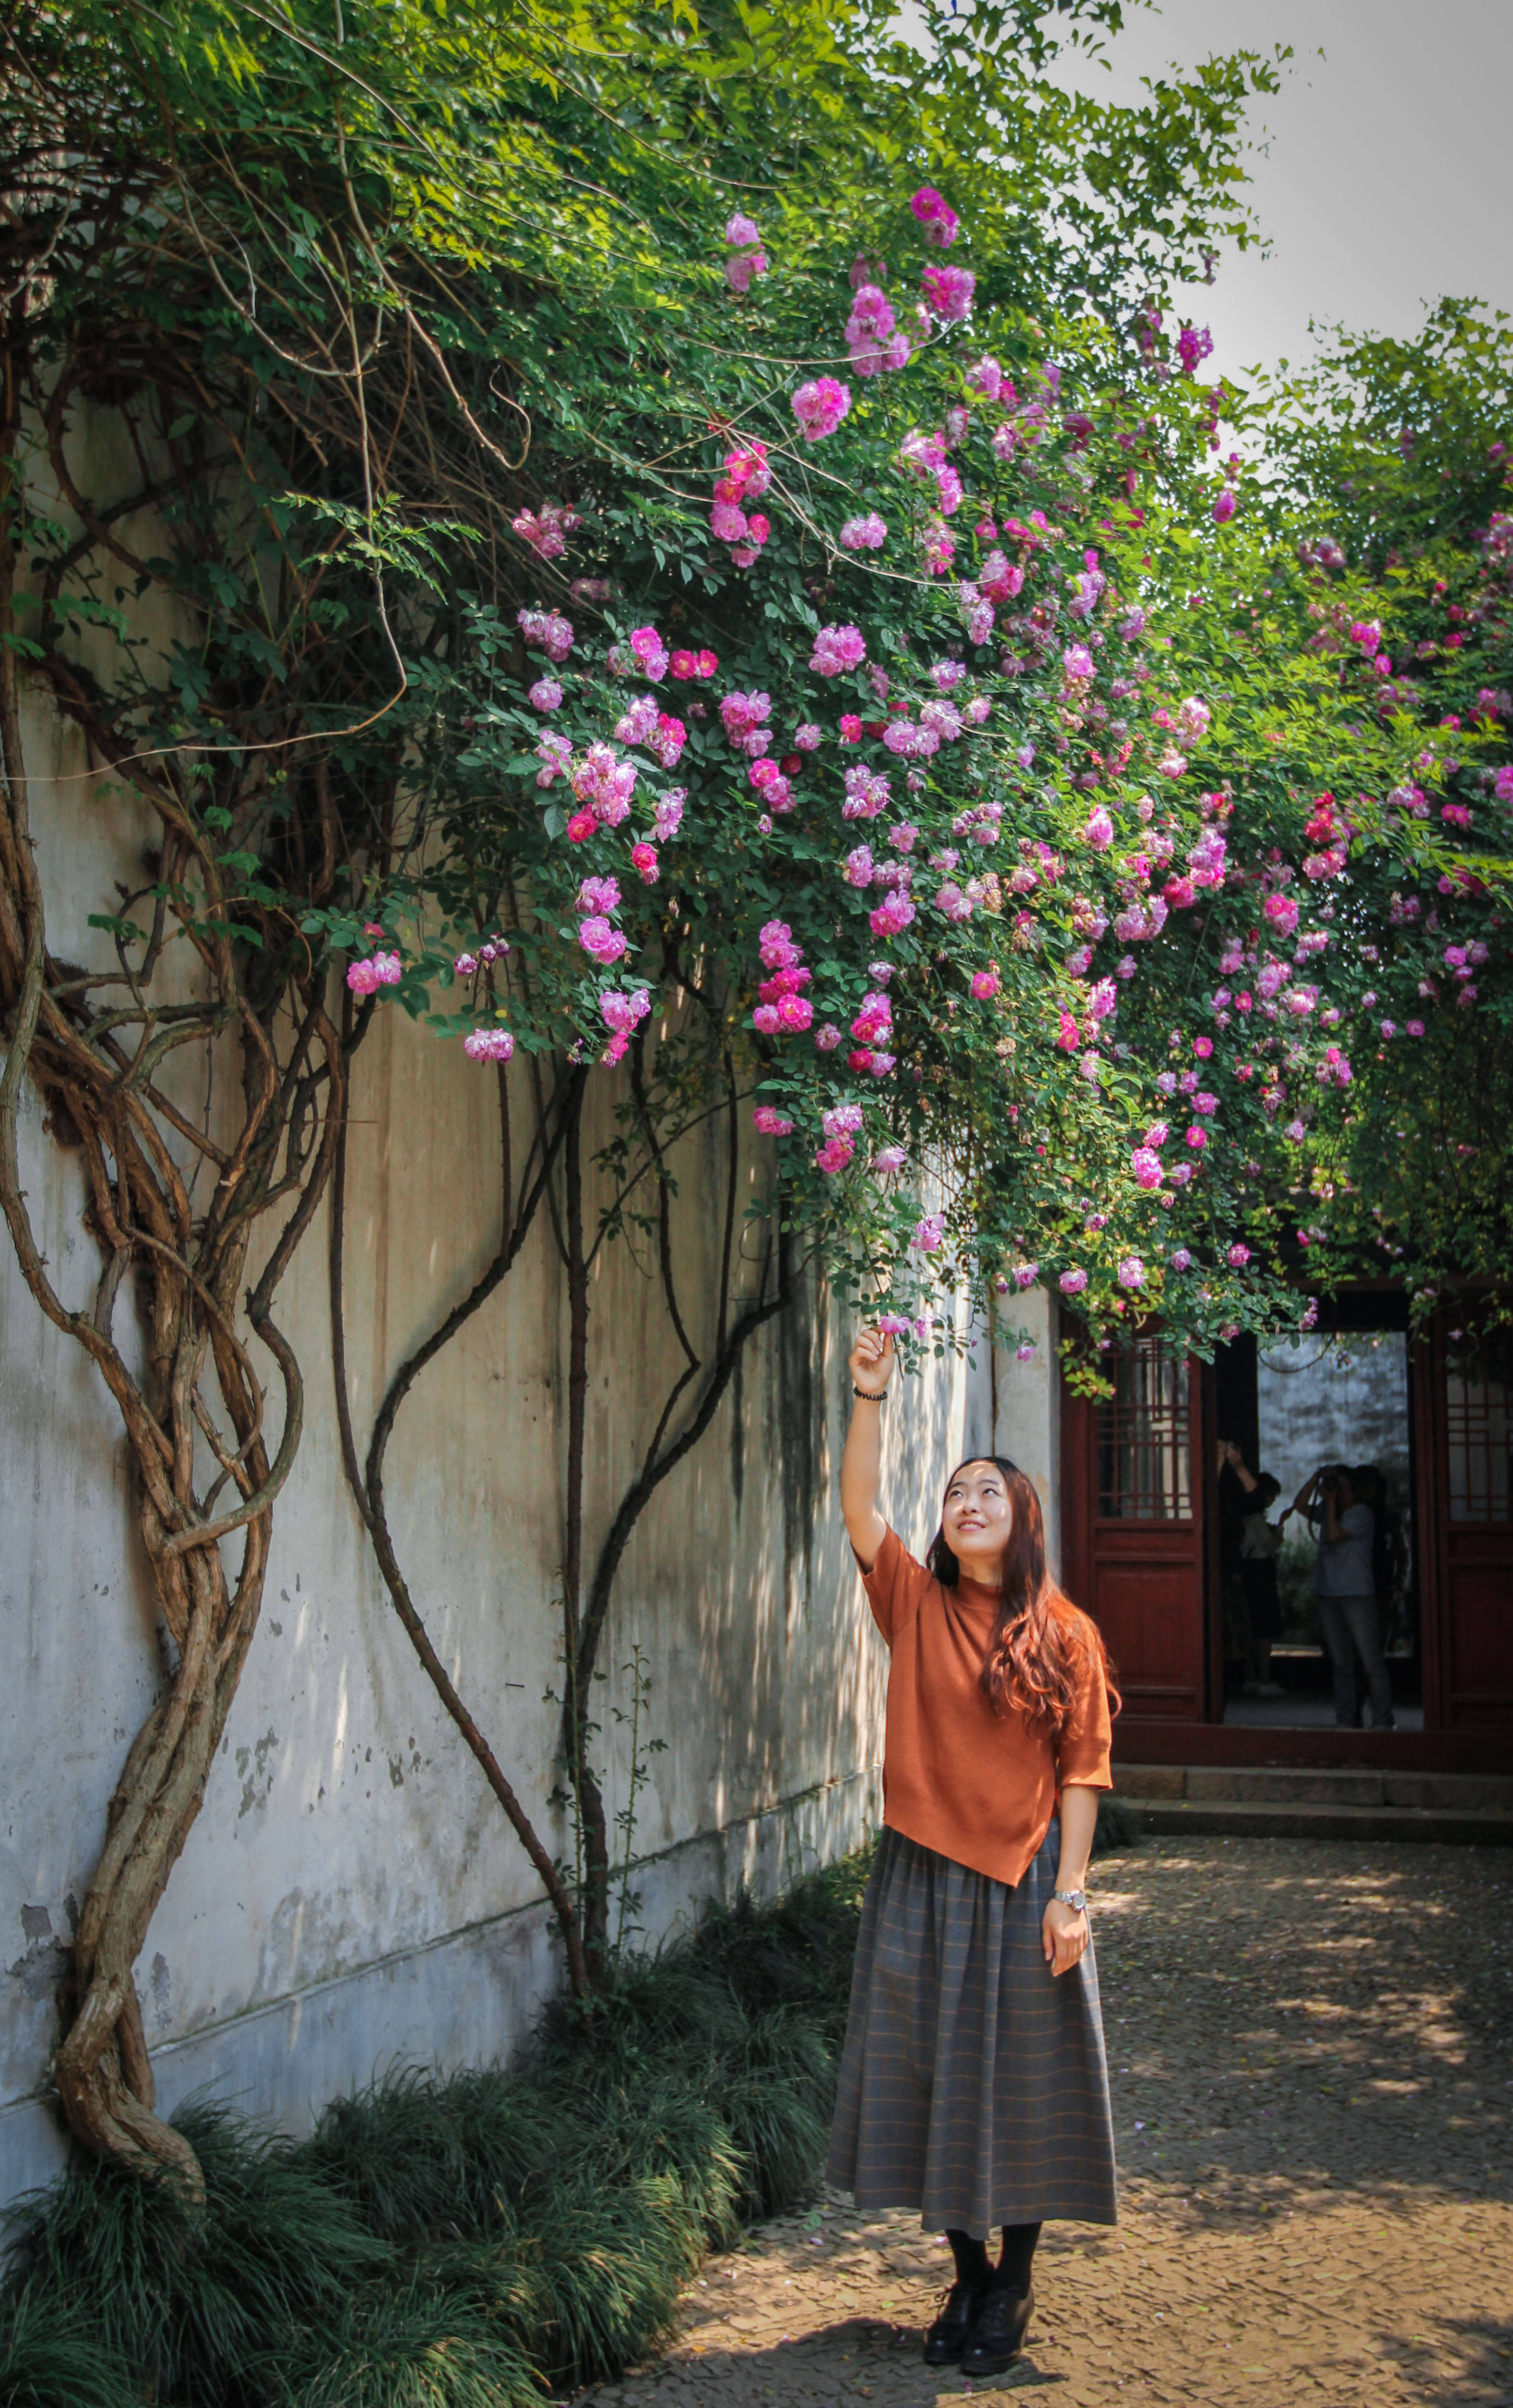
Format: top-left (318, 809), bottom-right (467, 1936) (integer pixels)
top-left (926, 1456), bottom-right (1119, 1732)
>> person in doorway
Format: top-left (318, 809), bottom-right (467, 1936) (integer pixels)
top-left (1293, 1464), bottom-right (1396, 1729)
top-left (827, 1325), bottom-right (1120, 2378)
top-left (1219, 1442), bottom-right (1287, 1696)
top-left (1350, 1464), bottom-right (1406, 1651)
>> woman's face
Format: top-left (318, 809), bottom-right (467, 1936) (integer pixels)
top-left (942, 1460), bottom-right (1013, 1580)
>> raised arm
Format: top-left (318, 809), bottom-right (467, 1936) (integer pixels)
top-left (841, 1327), bottom-right (894, 1573)
top-left (1228, 1443), bottom-right (1259, 1496)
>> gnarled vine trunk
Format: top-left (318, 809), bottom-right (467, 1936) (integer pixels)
top-left (0, 314), bottom-right (345, 2184)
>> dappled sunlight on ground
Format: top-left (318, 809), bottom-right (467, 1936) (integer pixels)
top-left (574, 1835), bottom-right (1513, 2405)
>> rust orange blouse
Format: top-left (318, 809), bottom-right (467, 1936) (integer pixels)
top-left (861, 1525), bottom-right (1114, 1888)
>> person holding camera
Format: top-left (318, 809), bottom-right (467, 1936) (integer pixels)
top-left (1293, 1464), bottom-right (1395, 1729)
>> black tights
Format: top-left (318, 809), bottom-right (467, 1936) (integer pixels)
top-left (946, 2222), bottom-right (1041, 2294)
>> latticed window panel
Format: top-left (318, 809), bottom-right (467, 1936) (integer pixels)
top-left (1096, 1335), bottom-right (1193, 1521)
top-left (1446, 1337), bottom-right (1512, 1525)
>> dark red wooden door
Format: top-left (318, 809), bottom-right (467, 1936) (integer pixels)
top-left (1420, 1322), bottom-right (1513, 1731)
top-left (1061, 1332), bottom-right (1210, 1721)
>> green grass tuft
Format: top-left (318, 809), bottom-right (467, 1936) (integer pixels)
top-left (256, 2275), bottom-right (540, 2408)
top-left (0, 2281), bottom-right (140, 2408)
top-left (5, 2102), bottom-right (390, 2407)
top-left (303, 2066), bottom-right (560, 2249)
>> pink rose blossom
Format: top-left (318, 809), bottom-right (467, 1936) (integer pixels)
top-left (921, 263), bottom-right (975, 322)
top-left (346, 950), bottom-right (403, 995)
top-left (517, 606), bottom-right (574, 663)
top-left (629, 624), bottom-right (669, 682)
top-left (840, 512), bottom-right (888, 550)
top-left (579, 915), bottom-right (627, 967)
top-left (600, 988), bottom-right (651, 1038)
top-left (869, 891), bottom-right (916, 937)
top-left (536, 731), bottom-right (573, 788)
top-left (1083, 805), bottom-right (1114, 849)
top-left (910, 186), bottom-right (961, 247)
top-left (811, 623), bottom-right (867, 677)
top-left (792, 377), bottom-right (851, 442)
top-left (463, 1026), bottom-right (515, 1062)
top-left (512, 502), bottom-right (579, 560)
top-left (1130, 1148), bottom-right (1163, 1191)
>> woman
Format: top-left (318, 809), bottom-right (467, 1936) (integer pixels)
top-left (1293, 1464), bottom-right (1395, 1729)
top-left (826, 1325), bottom-right (1120, 2378)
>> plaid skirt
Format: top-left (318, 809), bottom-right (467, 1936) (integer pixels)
top-left (825, 1823), bottom-right (1118, 2236)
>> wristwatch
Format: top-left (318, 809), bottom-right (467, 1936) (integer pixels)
top-left (1053, 1888), bottom-right (1088, 1913)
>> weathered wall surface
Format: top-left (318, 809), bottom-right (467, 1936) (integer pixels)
top-left (1, 676), bottom-right (1056, 2206)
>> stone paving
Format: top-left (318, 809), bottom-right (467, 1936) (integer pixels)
top-left (575, 1834), bottom-right (1513, 2407)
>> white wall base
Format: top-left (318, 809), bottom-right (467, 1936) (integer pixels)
top-left (0, 1766), bottom-right (881, 2213)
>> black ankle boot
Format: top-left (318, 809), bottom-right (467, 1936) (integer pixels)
top-left (922, 2278), bottom-right (989, 2366)
top-left (959, 2282), bottom-right (1034, 2375)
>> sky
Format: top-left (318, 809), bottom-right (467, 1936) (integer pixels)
top-left (1050, 0), bottom-right (1513, 391)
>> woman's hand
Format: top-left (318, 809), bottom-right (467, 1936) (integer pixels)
top-left (849, 1325), bottom-right (895, 1395)
top-left (1042, 1898), bottom-right (1089, 1977)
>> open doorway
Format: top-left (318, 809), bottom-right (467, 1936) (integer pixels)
top-left (1212, 1301), bottom-right (1422, 1732)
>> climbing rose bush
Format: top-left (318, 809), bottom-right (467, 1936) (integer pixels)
top-left (323, 192), bottom-right (1513, 1365)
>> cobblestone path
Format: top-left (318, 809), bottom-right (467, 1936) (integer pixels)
top-left (575, 1834), bottom-right (1513, 2407)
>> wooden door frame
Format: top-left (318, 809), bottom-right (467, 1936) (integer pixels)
top-left (1411, 1317), bottom-right (1446, 1730)
top-left (1199, 1352), bottom-right (1224, 1723)
top-left (1060, 1329), bottom-right (1212, 1723)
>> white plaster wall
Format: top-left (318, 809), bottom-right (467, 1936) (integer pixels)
top-left (0, 670), bottom-right (1060, 2206)
top-left (977, 1289), bottom-right (1062, 1580)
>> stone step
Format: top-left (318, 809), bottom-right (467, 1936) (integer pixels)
top-left (1122, 1796), bottom-right (1513, 1847)
top-left (1116, 1763), bottom-right (1513, 1810)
